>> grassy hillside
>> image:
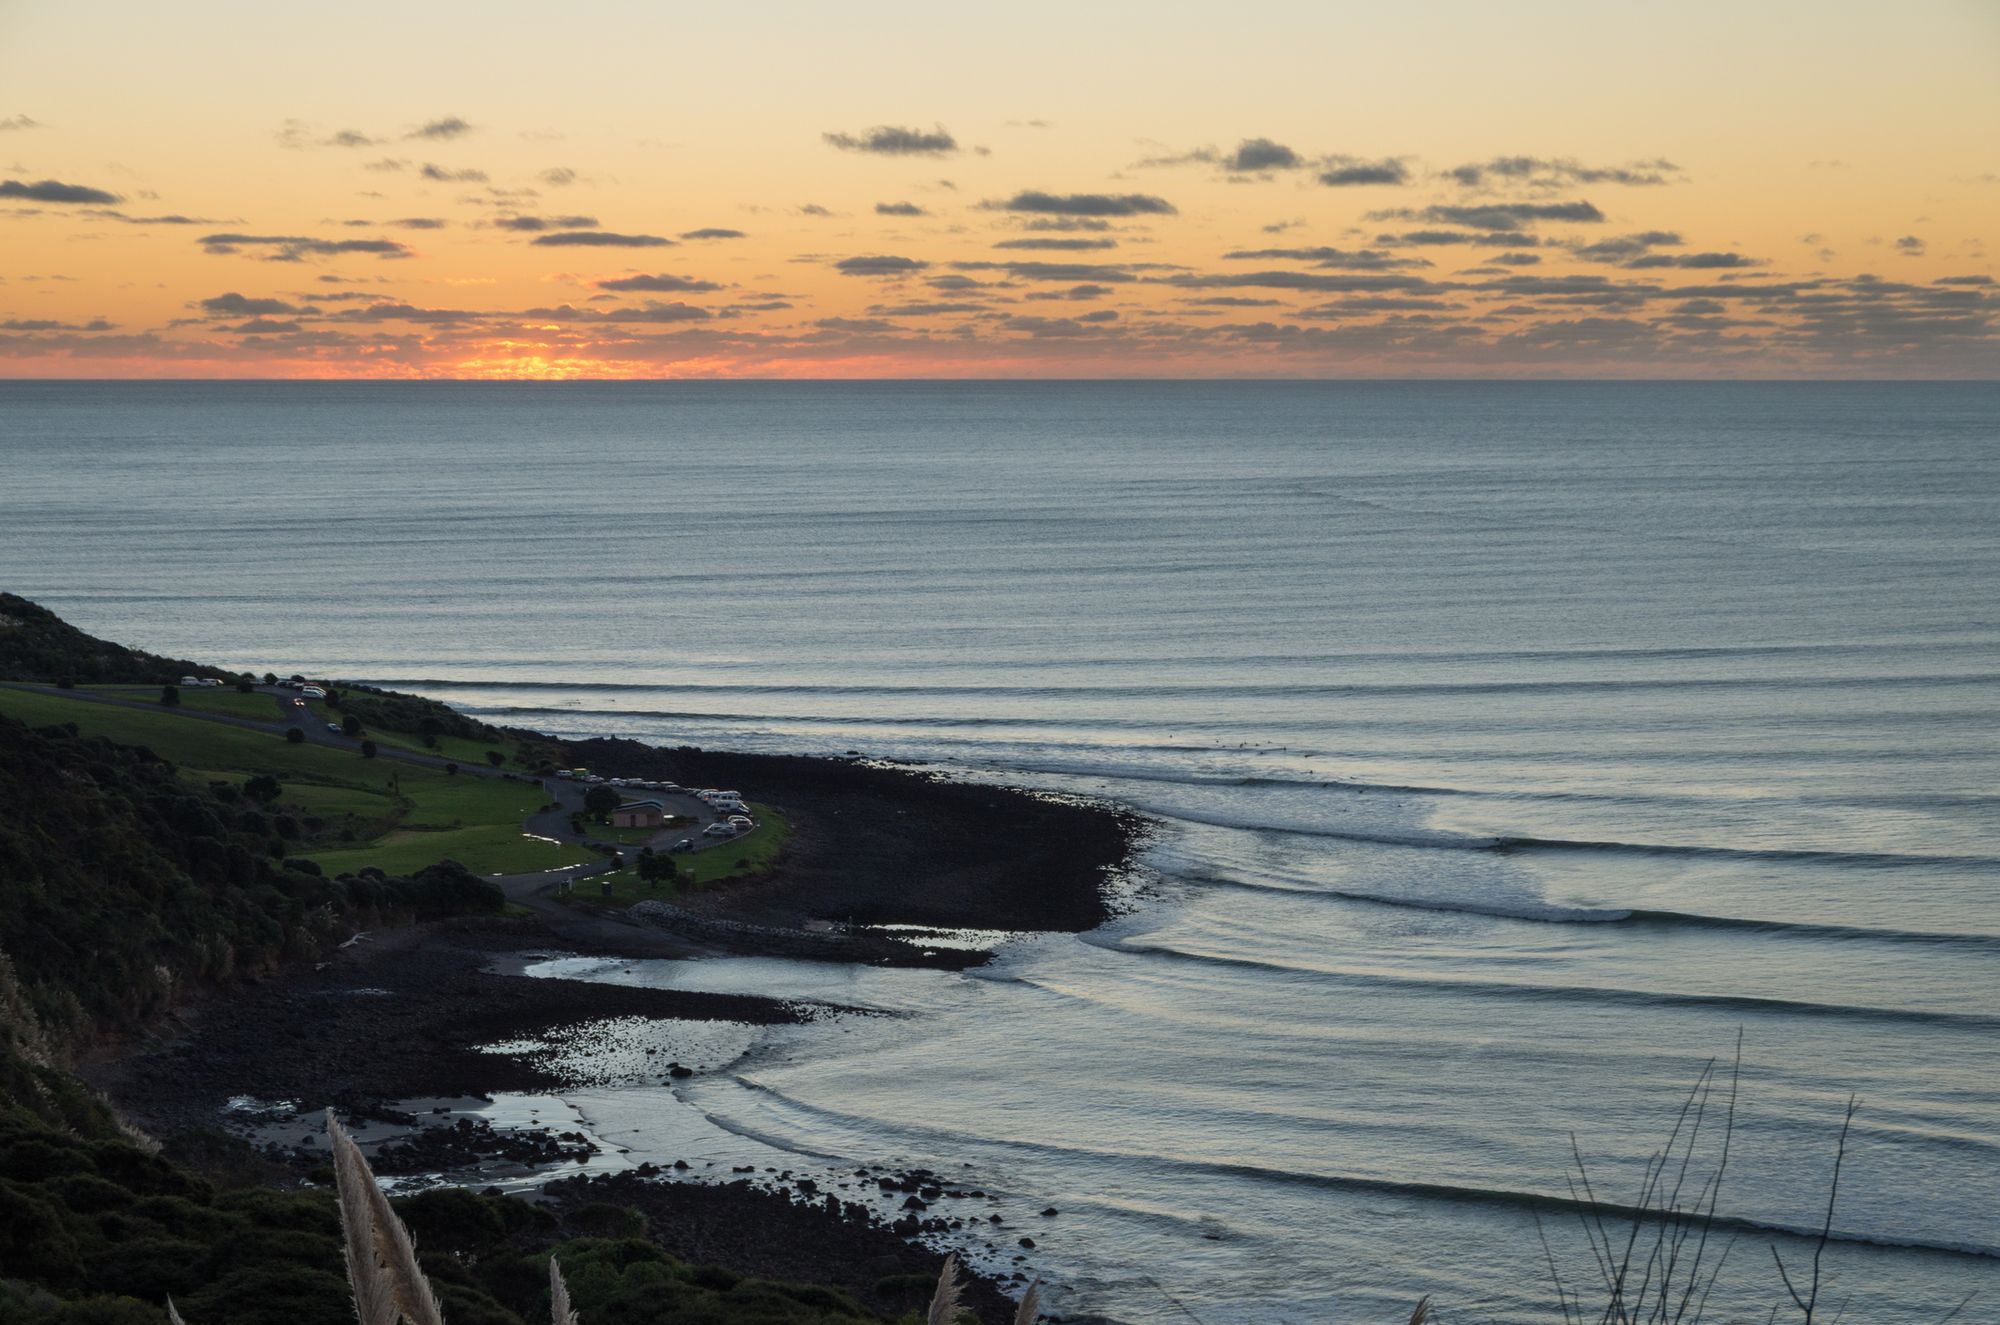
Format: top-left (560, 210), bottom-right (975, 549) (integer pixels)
top-left (0, 594), bottom-right (229, 687)
top-left (0, 687), bottom-right (588, 877)
top-left (0, 710), bottom-right (508, 1049)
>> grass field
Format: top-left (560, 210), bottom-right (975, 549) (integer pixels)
top-left (581, 806), bottom-right (789, 904)
top-left (85, 684), bottom-right (285, 721)
top-left (305, 825), bottom-right (592, 877)
top-left (351, 725), bottom-right (523, 769)
top-left (0, 685), bottom-right (567, 875)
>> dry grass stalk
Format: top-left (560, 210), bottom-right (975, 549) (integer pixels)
top-left (1406, 1294), bottom-right (1431, 1325)
top-left (165, 1299), bottom-right (188, 1325)
top-left (327, 1110), bottom-right (403, 1325)
top-left (550, 1255), bottom-right (580, 1325)
top-left (927, 1254), bottom-right (964, 1325)
top-left (1012, 1279), bottom-right (1040, 1325)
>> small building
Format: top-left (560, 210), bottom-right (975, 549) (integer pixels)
top-left (610, 799), bottom-right (666, 829)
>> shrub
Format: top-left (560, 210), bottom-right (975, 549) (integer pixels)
top-left (341, 715), bottom-right (362, 739)
top-left (485, 750), bottom-right (505, 767)
top-left (284, 727), bottom-right (304, 745)
top-left (159, 685), bottom-right (180, 708)
top-left (359, 740), bottom-right (377, 760)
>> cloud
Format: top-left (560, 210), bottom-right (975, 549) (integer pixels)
top-left (985, 190), bottom-right (1176, 217)
top-left (528, 231), bottom-right (675, 247)
top-left (2, 317), bottom-right (113, 331)
top-left (835, 254), bottom-right (929, 276)
top-left (1626, 251), bottom-right (1762, 270)
top-left (823, 124), bottom-right (957, 156)
top-left (1377, 229), bottom-right (1542, 247)
top-left (387, 217), bottom-right (449, 230)
top-left (679, 227), bottom-right (746, 239)
top-left (1222, 246), bottom-right (1420, 270)
top-left (79, 209), bottom-right (214, 225)
top-left (0, 178), bottom-right (122, 205)
top-left (1144, 139), bottom-right (1307, 173)
top-left (1372, 200), bottom-right (1604, 231)
top-left (0, 115), bottom-right (39, 132)
top-left (867, 301), bottom-right (987, 316)
top-left (521, 301), bottom-right (712, 323)
top-left (1169, 270), bottom-right (1443, 294)
top-left (408, 116), bottom-right (473, 141)
top-left (1317, 157), bottom-right (1408, 187)
top-left (276, 120), bottom-right (386, 149)
top-left (364, 158), bottom-right (408, 172)
top-left (595, 272), bottom-right (724, 293)
top-left (798, 204), bottom-right (833, 217)
top-left (1446, 156), bottom-right (1680, 188)
top-left (1572, 230), bottom-right (1682, 262)
top-left (491, 214), bottom-right (598, 231)
top-left (994, 237), bottom-right (1117, 250)
top-left (949, 260), bottom-right (1168, 283)
top-left (875, 201), bottom-right (928, 216)
top-left (817, 316), bottom-right (900, 332)
top-left (1895, 235), bottom-right (1926, 256)
top-left (419, 163), bottom-right (487, 183)
top-left (1227, 138), bottom-right (1305, 172)
top-left (199, 292), bottom-right (305, 316)
top-left (1184, 296), bottom-right (1283, 307)
top-left (1021, 216), bottom-right (1112, 232)
top-left (198, 233), bottom-right (411, 260)
top-left (1490, 252), bottom-right (1542, 266)
top-left (538, 167), bottom-right (577, 186)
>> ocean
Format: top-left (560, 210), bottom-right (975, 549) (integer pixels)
top-left (3, 380), bottom-right (1996, 1322)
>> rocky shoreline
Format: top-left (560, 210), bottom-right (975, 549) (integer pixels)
top-left (91, 740), bottom-right (1144, 1324)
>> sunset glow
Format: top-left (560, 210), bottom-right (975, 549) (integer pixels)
top-left (3, 0), bottom-right (1997, 378)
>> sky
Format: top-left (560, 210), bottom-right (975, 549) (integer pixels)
top-left (2, 0), bottom-right (1997, 378)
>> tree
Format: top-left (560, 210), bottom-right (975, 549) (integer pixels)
top-left (243, 775), bottom-right (282, 803)
top-left (284, 726), bottom-right (304, 745)
top-left (444, 762), bottom-right (459, 776)
top-left (262, 672), bottom-right (277, 686)
top-left (342, 714), bottom-right (363, 738)
top-left (583, 786), bottom-right (622, 820)
top-left (485, 750), bottom-right (506, 768)
top-left (159, 684), bottom-right (180, 707)
top-left (360, 739), bottom-right (378, 759)
top-left (235, 677), bottom-right (254, 693)
top-left (636, 847), bottom-right (677, 888)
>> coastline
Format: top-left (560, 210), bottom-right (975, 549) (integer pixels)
top-left (85, 720), bottom-right (1143, 1324)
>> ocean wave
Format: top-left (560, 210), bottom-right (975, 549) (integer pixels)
top-left (366, 672), bottom-right (2000, 701)
top-left (1190, 875), bottom-right (2000, 949)
top-left (1146, 808), bottom-right (1999, 871)
top-left (709, 1078), bottom-right (1999, 1263)
top-left (1105, 941), bottom-right (2000, 1031)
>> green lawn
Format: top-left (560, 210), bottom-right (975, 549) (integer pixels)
top-left (1, 686), bottom-right (377, 783)
top-left (85, 684), bottom-right (286, 721)
top-left (358, 726), bottom-right (522, 769)
top-left (0, 685), bottom-right (569, 875)
top-left (304, 825), bottom-right (593, 877)
top-left (579, 805), bottom-right (789, 904)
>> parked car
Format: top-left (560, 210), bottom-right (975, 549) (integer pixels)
top-left (326, 722), bottom-right (341, 733)
top-left (727, 815), bottom-right (754, 830)
top-left (669, 838), bottom-right (694, 853)
top-left (702, 821), bottom-right (738, 838)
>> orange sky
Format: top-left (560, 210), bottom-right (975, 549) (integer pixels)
top-left (2, 0), bottom-right (1997, 377)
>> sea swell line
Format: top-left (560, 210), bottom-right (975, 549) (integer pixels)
top-left (1106, 941), bottom-right (2000, 1032)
